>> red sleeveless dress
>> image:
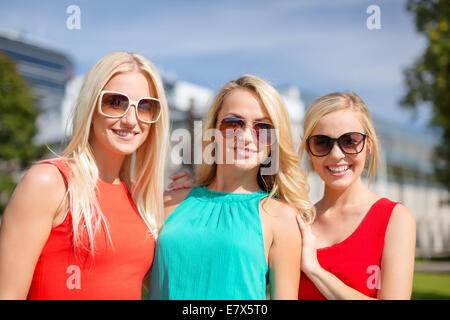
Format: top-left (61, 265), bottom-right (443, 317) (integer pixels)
top-left (298, 198), bottom-right (399, 300)
top-left (27, 158), bottom-right (155, 300)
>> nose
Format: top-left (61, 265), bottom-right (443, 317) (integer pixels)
top-left (236, 124), bottom-right (255, 146)
top-left (328, 141), bottom-right (346, 159)
top-left (121, 104), bottom-right (138, 126)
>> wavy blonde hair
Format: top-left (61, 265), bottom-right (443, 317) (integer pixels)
top-left (299, 92), bottom-right (379, 183)
top-left (61, 51), bottom-right (169, 257)
top-left (197, 75), bottom-right (315, 223)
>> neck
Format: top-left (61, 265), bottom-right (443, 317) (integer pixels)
top-left (209, 165), bottom-right (261, 193)
top-left (90, 146), bottom-right (125, 185)
top-left (321, 177), bottom-right (370, 209)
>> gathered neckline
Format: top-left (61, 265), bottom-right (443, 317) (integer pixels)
top-left (192, 185), bottom-right (268, 202)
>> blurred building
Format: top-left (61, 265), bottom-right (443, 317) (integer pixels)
top-left (0, 29), bottom-right (73, 145)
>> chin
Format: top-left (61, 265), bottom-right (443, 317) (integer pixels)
top-left (325, 180), bottom-right (354, 192)
top-left (107, 141), bottom-right (144, 156)
top-left (232, 162), bottom-right (260, 172)
top-left (321, 171), bottom-right (363, 191)
top-left (111, 135), bottom-right (148, 154)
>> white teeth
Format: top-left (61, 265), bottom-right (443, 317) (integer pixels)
top-left (113, 130), bottom-right (134, 137)
top-left (328, 166), bottom-right (349, 173)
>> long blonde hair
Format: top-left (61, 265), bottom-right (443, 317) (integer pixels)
top-left (299, 92), bottom-right (379, 183)
top-left (62, 51), bottom-right (169, 257)
top-left (197, 75), bottom-right (315, 223)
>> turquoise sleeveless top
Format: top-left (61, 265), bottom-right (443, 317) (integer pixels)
top-left (148, 186), bottom-right (269, 300)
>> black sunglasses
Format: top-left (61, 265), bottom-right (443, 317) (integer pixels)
top-left (307, 132), bottom-right (368, 157)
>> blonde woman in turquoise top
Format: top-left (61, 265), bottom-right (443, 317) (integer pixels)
top-left (149, 75), bottom-right (316, 300)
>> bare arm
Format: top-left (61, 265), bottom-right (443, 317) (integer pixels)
top-left (142, 269), bottom-right (151, 293)
top-left (266, 201), bottom-right (302, 300)
top-left (377, 204), bottom-right (416, 299)
top-left (296, 204), bottom-right (416, 300)
top-left (0, 164), bottom-right (66, 299)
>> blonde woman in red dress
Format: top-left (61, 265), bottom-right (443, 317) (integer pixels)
top-left (0, 51), bottom-right (169, 299)
top-left (296, 92), bottom-right (416, 299)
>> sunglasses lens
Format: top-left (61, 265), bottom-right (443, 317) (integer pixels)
top-left (309, 136), bottom-right (332, 156)
top-left (254, 123), bottom-right (274, 145)
top-left (101, 93), bottom-right (129, 117)
top-left (137, 99), bottom-right (161, 122)
top-left (219, 118), bottom-right (245, 136)
top-left (338, 133), bottom-right (365, 154)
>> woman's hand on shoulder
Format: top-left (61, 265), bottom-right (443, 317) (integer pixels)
top-left (167, 170), bottom-right (196, 191)
top-left (0, 163), bottom-right (67, 299)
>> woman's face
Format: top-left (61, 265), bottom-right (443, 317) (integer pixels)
top-left (89, 70), bottom-right (153, 158)
top-left (215, 88), bottom-right (272, 172)
top-left (308, 109), bottom-right (371, 191)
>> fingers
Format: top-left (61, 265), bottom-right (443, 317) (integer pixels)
top-left (168, 181), bottom-right (188, 190)
top-left (169, 171), bottom-right (189, 180)
top-left (296, 214), bottom-right (314, 239)
top-left (296, 214), bottom-right (307, 232)
top-left (167, 176), bottom-right (196, 190)
top-left (168, 171), bottom-right (191, 190)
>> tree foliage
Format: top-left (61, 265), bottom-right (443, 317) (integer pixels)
top-left (0, 51), bottom-right (46, 214)
top-left (402, 0), bottom-right (450, 196)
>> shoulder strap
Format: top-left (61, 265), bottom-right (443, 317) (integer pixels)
top-left (365, 198), bottom-right (399, 242)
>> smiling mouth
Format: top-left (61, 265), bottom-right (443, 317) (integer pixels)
top-left (232, 147), bottom-right (259, 160)
top-left (112, 129), bottom-right (136, 137)
top-left (234, 146), bottom-right (257, 153)
top-left (326, 165), bottom-right (351, 173)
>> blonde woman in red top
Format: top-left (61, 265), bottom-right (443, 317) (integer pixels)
top-left (296, 92), bottom-right (416, 299)
top-left (0, 51), bottom-right (169, 299)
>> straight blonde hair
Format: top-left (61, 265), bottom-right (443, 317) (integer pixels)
top-left (299, 92), bottom-right (379, 183)
top-left (197, 75), bottom-right (315, 223)
top-left (61, 51), bottom-right (169, 258)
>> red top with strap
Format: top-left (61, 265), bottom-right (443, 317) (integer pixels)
top-left (298, 198), bottom-right (399, 300)
top-left (27, 158), bottom-right (155, 300)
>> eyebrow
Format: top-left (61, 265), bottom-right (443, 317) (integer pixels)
top-left (224, 112), bottom-right (271, 122)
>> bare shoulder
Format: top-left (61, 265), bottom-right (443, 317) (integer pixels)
top-left (260, 196), bottom-right (299, 231)
top-left (388, 203), bottom-right (416, 230)
top-left (163, 187), bottom-right (192, 220)
top-left (2, 163), bottom-right (67, 222)
top-left (260, 196), bottom-right (301, 250)
top-left (261, 196), bottom-right (299, 219)
top-left (16, 163), bottom-right (66, 199)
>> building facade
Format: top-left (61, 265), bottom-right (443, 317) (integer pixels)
top-left (0, 30), bottom-right (73, 145)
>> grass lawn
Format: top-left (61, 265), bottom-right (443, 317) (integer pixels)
top-left (412, 272), bottom-right (450, 300)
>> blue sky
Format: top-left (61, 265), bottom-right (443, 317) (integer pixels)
top-left (0, 0), bottom-right (433, 130)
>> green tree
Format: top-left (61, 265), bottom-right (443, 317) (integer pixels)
top-left (401, 0), bottom-right (450, 198)
top-left (0, 51), bottom-right (45, 214)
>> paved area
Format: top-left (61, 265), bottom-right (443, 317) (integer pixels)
top-left (414, 261), bottom-right (450, 273)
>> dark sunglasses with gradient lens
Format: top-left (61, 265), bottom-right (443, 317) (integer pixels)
top-left (99, 90), bottom-right (161, 123)
top-left (307, 132), bottom-right (368, 157)
top-left (218, 117), bottom-right (275, 146)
